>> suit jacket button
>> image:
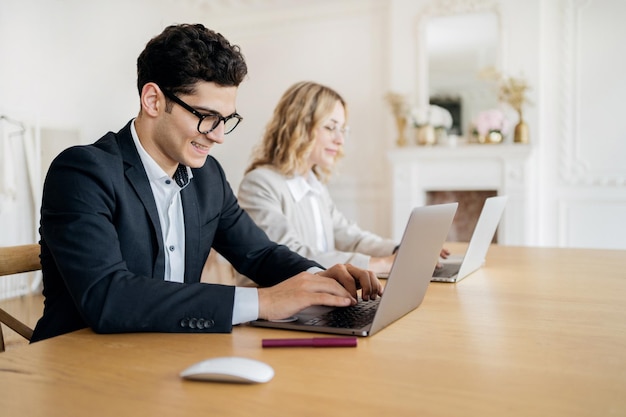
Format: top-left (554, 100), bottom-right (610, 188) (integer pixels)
top-left (180, 318), bottom-right (189, 328)
top-left (189, 318), bottom-right (197, 329)
top-left (197, 319), bottom-right (205, 329)
top-left (205, 319), bottom-right (215, 328)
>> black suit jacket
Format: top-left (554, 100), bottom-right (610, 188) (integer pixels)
top-left (31, 121), bottom-right (321, 342)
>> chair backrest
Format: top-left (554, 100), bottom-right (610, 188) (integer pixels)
top-left (0, 244), bottom-right (41, 352)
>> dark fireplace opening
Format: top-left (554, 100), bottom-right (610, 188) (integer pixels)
top-left (426, 190), bottom-right (498, 243)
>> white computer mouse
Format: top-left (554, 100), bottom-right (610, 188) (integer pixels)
top-left (180, 356), bottom-right (274, 384)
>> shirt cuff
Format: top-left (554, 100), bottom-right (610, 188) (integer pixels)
top-left (307, 266), bottom-right (324, 274)
top-left (232, 287), bottom-right (259, 325)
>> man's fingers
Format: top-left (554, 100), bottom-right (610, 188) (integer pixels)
top-left (345, 264), bottom-right (382, 301)
top-left (317, 264), bottom-right (383, 301)
top-left (310, 292), bottom-right (354, 308)
top-left (318, 265), bottom-right (358, 299)
top-left (347, 264), bottom-right (371, 298)
top-left (308, 274), bottom-right (356, 301)
top-left (258, 274), bottom-right (357, 321)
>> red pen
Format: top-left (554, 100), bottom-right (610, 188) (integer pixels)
top-left (262, 337), bottom-right (358, 348)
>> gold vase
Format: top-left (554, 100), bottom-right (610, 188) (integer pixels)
top-left (395, 116), bottom-right (408, 147)
top-left (514, 118), bottom-right (529, 144)
top-left (415, 124), bottom-right (436, 146)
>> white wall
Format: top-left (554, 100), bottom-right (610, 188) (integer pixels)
top-left (0, 0), bottom-right (392, 242)
top-left (528, 0), bottom-right (626, 249)
top-left (1, 0), bottom-right (625, 249)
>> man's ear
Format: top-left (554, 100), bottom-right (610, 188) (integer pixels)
top-left (140, 82), bottom-right (162, 117)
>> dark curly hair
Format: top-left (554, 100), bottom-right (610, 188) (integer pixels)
top-left (136, 23), bottom-right (248, 96)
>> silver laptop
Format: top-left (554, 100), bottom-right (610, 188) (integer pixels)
top-left (432, 196), bottom-right (507, 283)
top-left (249, 203), bottom-right (458, 337)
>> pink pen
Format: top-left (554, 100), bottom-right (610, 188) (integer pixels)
top-left (262, 337), bottom-right (358, 348)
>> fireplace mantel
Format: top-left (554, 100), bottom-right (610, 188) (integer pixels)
top-left (387, 144), bottom-right (533, 245)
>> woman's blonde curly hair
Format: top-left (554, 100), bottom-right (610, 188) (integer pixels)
top-left (246, 81), bottom-right (347, 182)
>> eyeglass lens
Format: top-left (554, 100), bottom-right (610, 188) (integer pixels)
top-left (324, 125), bottom-right (349, 139)
top-left (199, 115), bottom-right (240, 135)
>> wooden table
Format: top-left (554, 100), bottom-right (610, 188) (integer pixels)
top-left (1, 245), bottom-right (625, 416)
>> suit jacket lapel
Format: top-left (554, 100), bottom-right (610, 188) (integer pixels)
top-left (118, 122), bottom-right (166, 280)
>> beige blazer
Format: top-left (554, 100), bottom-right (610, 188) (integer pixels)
top-left (237, 166), bottom-right (397, 271)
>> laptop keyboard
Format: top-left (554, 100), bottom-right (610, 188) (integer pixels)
top-left (303, 298), bottom-right (381, 328)
top-left (433, 263), bottom-right (461, 278)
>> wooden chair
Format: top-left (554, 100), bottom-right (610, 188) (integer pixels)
top-left (0, 244), bottom-right (41, 352)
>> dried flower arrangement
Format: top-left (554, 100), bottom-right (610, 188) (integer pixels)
top-left (385, 92), bottom-right (410, 146)
top-left (480, 67), bottom-right (531, 114)
top-left (498, 77), bottom-right (530, 115)
top-left (385, 92), bottom-right (408, 119)
top-left (480, 67), bottom-right (531, 143)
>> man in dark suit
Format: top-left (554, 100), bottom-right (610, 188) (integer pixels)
top-left (31, 24), bottom-right (381, 342)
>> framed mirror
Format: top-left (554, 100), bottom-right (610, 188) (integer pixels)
top-left (415, 0), bottom-right (502, 139)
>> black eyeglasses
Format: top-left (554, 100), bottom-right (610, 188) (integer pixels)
top-left (162, 89), bottom-right (243, 135)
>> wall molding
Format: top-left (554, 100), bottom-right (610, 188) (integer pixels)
top-left (557, 197), bottom-right (626, 248)
top-left (558, 0), bottom-right (625, 186)
top-left (416, 0), bottom-right (500, 19)
top-left (175, 0), bottom-right (383, 38)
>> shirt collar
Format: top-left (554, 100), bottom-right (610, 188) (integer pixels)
top-left (286, 171), bottom-right (323, 202)
top-left (130, 119), bottom-right (193, 188)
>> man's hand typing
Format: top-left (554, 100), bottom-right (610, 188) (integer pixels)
top-left (257, 264), bottom-right (382, 321)
top-left (316, 263), bottom-right (382, 301)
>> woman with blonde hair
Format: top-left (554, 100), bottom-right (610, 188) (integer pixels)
top-left (237, 81), bottom-right (401, 275)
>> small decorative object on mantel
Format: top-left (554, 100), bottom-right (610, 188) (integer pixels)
top-left (385, 92), bottom-right (409, 147)
top-left (410, 105), bottom-right (452, 146)
top-left (501, 78), bottom-right (530, 144)
top-left (415, 124), bottom-right (436, 146)
top-left (472, 108), bottom-right (511, 144)
top-left (481, 67), bottom-right (532, 144)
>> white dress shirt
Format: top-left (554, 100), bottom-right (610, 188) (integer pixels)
top-left (130, 120), bottom-right (258, 324)
top-left (286, 172), bottom-right (328, 252)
